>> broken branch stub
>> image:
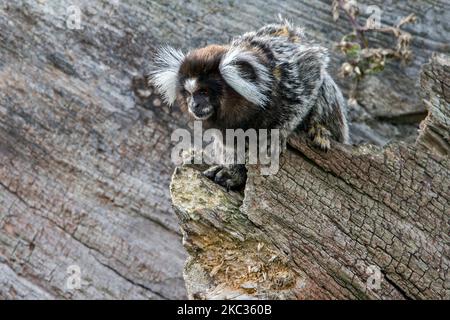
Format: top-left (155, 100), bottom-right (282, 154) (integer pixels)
top-left (170, 54), bottom-right (450, 300)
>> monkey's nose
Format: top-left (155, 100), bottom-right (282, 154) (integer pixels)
top-left (189, 103), bottom-right (200, 111)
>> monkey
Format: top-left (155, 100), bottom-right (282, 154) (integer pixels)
top-left (148, 21), bottom-right (349, 190)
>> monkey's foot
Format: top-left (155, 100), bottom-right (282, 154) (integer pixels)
top-left (202, 164), bottom-right (247, 191)
top-left (308, 124), bottom-right (331, 151)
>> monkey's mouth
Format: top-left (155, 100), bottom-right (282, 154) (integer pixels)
top-left (189, 107), bottom-right (213, 120)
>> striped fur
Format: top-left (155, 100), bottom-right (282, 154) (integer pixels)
top-left (219, 46), bottom-right (272, 108)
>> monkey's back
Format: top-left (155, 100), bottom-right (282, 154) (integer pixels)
top-left (228, 23), bottom-right (330, 133)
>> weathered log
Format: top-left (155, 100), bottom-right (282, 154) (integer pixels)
top-left (417, 54), bottom-right (450, 155)
top-left (170, 54), bottom-right (449, 300)
top-left (0, 0), bottom-right (448, 299)
top-left (0, 0), bottom-right (189, 299)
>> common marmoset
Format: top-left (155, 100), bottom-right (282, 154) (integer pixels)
top-left (149, 21), bottom-right (349, 190)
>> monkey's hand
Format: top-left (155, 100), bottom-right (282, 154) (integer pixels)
top-left (202, 164), bottom-right (247, 191)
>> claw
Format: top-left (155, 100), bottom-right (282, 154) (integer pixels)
top-left (309, 124), bottom-right (331, 152)
top-left (202, 165), bottom-right (246, 190)
top-left (202, 165), bottom-right (222, 180)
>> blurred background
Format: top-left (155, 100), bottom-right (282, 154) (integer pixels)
top-left (0, 0), bottom-right (448, 299)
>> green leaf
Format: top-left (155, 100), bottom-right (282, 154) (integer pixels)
top-left (365, 64), bottom-right (385, 74)
top-left (345, 43), bottom-right (361, 59)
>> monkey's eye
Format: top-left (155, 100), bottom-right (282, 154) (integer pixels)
top-left (198, 88), bottom-right (208, 95)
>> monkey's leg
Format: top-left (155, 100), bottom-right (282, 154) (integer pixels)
top-left (306, 73), bottom-right (349, 151)
top-left (202, 164), bottom-right (247, 191)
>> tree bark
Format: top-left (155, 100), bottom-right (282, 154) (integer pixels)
top-left (0, 0), bottom-right (189, 299)
top-left (170, 54), bottom-right (449, 300)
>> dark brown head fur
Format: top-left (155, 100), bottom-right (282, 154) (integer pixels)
top-left (176, 45), bottom-right (260, 131)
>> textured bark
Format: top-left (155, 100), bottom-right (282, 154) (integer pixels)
top-left (417, 54), bottom-right (450, 156)
top-left (0, 0), bottom-right (448, 299)
top-left (170, 54), bottom-right (449, 300)
top-left (0, 0), bottom-right (189, 299)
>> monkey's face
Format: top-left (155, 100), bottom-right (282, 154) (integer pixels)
top-left (149, 44), bottom-right (270, 125)
top-left (177, 76), bottom-right (222, 121)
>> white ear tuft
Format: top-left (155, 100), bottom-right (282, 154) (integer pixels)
top-left (148, 46), bottom-right (185, 106)
top-left (219, 47), bottom-right (271, 108)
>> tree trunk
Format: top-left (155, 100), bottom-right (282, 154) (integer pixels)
top-left (0, 0), bottom-right (189, 299)
top-left (170, 54), bottom-right (449, 300)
